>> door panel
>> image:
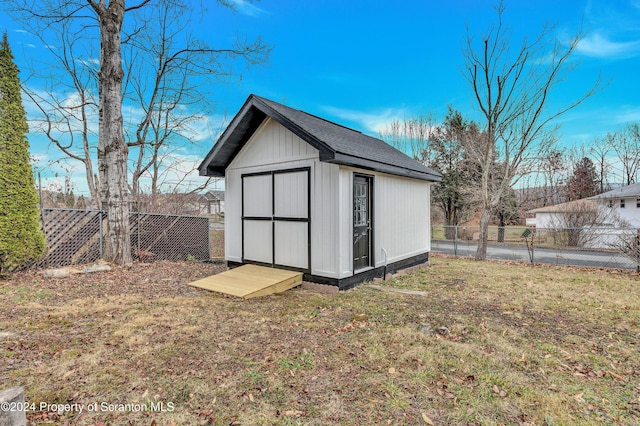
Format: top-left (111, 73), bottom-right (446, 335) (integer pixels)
top-left (274, 171), bottom-right (308, 218)
top-left (243, 220), bottom-right (273, 263)
top-left (274, 221), bottom-right (308, 269)
top-left (242, 168), bottom-right (310, 271)
top-left (243, 174), bottom-right (272, 217)
top-left (353, 175), bottom-right (372, 271)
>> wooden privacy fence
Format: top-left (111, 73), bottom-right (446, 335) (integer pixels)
top-left (37, 208), bottom-right (210, 268)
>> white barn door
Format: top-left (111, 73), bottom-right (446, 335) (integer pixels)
top-left (242, 168), bottom-right (310, 271)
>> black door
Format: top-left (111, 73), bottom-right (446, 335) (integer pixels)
top-left (353, 175), bottom-right (372, 271)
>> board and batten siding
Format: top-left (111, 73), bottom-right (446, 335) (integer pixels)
top-left (225, 118), bottom-right (343, 278)
top-left (374, 174), bottom-right (431, 266)
top-left (311, 161), bottom-right (340, 277)
top-left (336, 167), bottom-right (432, 279)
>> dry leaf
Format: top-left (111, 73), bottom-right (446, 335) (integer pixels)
top-left (421, 412), bottom-right (435, 425)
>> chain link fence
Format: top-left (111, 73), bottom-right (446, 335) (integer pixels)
top-left (37, 208), bottom-right (210, 268)
top-left (431, 225), bottom-right (640, 270)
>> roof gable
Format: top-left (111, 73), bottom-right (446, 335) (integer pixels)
top-left (199, 95), bottom-right (441, 182)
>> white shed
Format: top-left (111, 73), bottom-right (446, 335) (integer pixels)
top-left (199, 95), bottom-right (442, 289)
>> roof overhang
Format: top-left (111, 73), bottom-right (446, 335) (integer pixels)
top-left (199, 95), bottom-right (441, 182)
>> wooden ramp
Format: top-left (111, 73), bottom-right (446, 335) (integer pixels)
top-left (188, 264), bottom-right (303, 299)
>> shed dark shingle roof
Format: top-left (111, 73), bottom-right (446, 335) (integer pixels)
top-left (199, 95), bottom-right (441, 182)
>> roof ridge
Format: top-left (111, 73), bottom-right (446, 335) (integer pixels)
top-left (253, 94), bottom-right (364, 135)
top-left (299, 110), bottom-right (363, 134)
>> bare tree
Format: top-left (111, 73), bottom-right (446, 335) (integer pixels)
top-left (463, 1), bottom-right (602, 260)
top-left (21, 19), bottom-right (102, 207)
top-left (608, 124), bottom-right (640, 186)
top-left (379, 113), bottom-right (437, 164)
top-left (538, 148), bottom-right (567, 206)
top-left (5, 0), bottom-right (270, 264)
top-left (588, 137), bottom-right (612, 193)
top-left (125, 2), bottom-right (265, 205)
top-left (86, 0), bottom-right (133, 264)
top-left (380, 109), bottom-right (481, 236)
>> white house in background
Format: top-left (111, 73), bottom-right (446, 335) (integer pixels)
top-left (526, 199), bottom-right (607, 228)
top-left (198, 94), bottom-right (442, 290)
top-left (589, 182), bottom-right (640, 228)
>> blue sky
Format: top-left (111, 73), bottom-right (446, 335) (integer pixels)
top-left (2, 0), bottom-right (640, 196)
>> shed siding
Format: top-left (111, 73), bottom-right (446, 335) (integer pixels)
top-left (310, 161), bottom-right (340, 278)
top-left (335, 167), bottom-right (431, 278)
top-left (223, 117), bottom-right (432, 280)
top-left (224, 168), bottom-right (242, 262)
top-left (374, 175), bottom-right (431, 266)
top-left (225, 118), bottom-right (320, 267)
top-left (334, 168), bottom-right (351, 278)
top-left (230, 118), bottom-right (317, 169)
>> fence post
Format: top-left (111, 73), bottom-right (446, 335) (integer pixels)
top-left (454, 226), bottom-right (458, 257)
top-left (531, 229), bottom-right (535, 264)
top-left (137, 213), bottom-right (141, 259)
top-left (98, 211), bottom-right (103, 259)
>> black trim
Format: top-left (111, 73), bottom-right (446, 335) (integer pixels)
top-left (353, 173), bottom-right (374, 272)
top-left (199, 94), bottom-right (442, 183)
top-left (253, 97), bottom-right (336, 161)
top-left (242, 170), bottom-right (274, 178)
top-left (273, 217), bottom-right (309, 222)
top-left (228, 251), bottom-right (430, 291)
top-left (241, 175), bottom-right (245, 261)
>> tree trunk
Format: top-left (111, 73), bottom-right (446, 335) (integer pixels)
top-left (94, 0), bottom-right (131, 264)
top-left (475, 208), bottom-right (491, 260)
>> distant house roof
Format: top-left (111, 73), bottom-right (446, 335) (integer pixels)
top-left (200, 190), bottom-right (224, 202)
top-left (527, 199), bottom-right (596, 214)
top-left (198, 95), bottom-right (442, 182)
top-left (589, 183), bottom-right (640, 200)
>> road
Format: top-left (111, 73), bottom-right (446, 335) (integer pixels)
top-left (210, 221), bottom-right (224, 231)
top-left (431, 240), bottom-right (638, 270)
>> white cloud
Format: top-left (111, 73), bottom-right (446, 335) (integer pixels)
top-left (178, 113), bottom-right (228, 143)
top-left (321, 105), bottom-right (410, 134)
top-left (227, 0), bottom-right (267, 17)
top-left (613, 106), bottom-right (640, 124)
top-left (576, 33), bottom-right (640, 58)
top-left (75, 58), bottom-right (100, 67)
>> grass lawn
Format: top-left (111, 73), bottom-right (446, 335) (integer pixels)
top-left (1, 256), bottom-right (639, 425)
